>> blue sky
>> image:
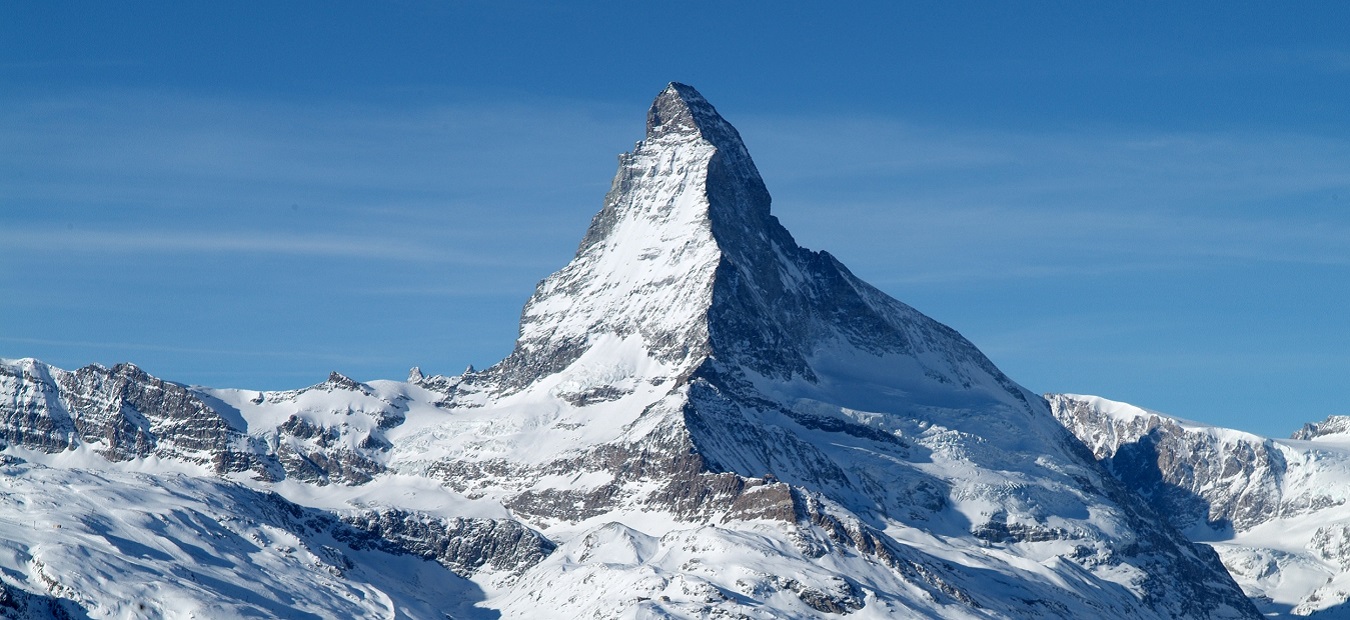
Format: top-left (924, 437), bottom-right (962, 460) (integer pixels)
top-left (3, 2), bottom-right (1348, 438)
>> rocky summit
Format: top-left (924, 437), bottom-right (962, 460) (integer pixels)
top-left (0, 83), bottom-right (1261, 618)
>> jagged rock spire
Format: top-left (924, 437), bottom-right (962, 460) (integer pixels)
top-left (647, 83), bottom-right (749, 154)
top-left (642, 83), bottom-right (771, 226)
top-left (646, 82), bottom-right (715, 139)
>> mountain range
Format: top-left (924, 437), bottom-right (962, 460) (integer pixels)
top-left (0, 83), bottom-right (1332, 618)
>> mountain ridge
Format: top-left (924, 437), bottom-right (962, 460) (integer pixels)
top-left (1051, 392), bottom-right (1350, 616)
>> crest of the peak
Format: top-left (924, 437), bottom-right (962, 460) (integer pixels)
top-left (646, 82), bottom-right (750, 154)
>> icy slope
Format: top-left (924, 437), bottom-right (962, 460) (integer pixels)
top-left (0, 454), bottom-right (495, 619)
top-left (1051, 393), bottom-right (1350, 617)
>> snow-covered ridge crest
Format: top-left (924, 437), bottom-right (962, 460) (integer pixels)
top-left (1048, 393), bottom-right (1350, 616)
top-left (1293, 414), bottom-right (1350, 441)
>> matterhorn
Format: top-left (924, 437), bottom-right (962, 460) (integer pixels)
top-left (0, 83), bottom-right (1258, 618)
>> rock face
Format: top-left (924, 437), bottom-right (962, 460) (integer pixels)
top-left (0, 83), bottom-right (1261, 618)
top-left (339, 510), bottom-right (555, 577)
top-left (0, 360), bottom-right (273, 474)
top-left (0, 360), bottom-right (407, 484)
top-left (0, 577), bottom-right (87, 620)
top-left (1294, 416), bottom-right (1350, 441)
top-left (1049, 393), bottom-right (1350, 616)
top-left (1048, 394), bottom-right (1294, 532)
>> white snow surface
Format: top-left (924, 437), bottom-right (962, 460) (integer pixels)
top-left (0, 457), bottom-right (493, 620)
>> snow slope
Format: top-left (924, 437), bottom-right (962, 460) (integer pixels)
top-left (0, 454), bottom-right (494, 619)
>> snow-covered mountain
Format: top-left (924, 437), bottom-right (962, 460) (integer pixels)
top-left (1051, 394), bottom-right (1350, 617)
top-left (0, 83), bottom-right (1260, 618)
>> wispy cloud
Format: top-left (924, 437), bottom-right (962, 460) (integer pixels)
top-left (0, 90), bottom-right (631, 271)
top-left (1, 229), bottom-right (439, 261)
top-left (0, 336), bottom-right (374, 363)
top-left (0, 59), bottom-right (143, 71)
top-left (16, 90), bottom-right (1344, 283)
top-left (0, 227), bottom-right (558, 267)
top-left (1210, 47), bottom-right (1350, 76)
top-left (349, 284), bottom-right (532, 298)
top-left (737, 114), bottom-right (1350, 285)
top-left (0, 91), bottom-right (629, 198)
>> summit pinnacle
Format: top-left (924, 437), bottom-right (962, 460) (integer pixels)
top-left (646, 82), bottom-right (747, 151)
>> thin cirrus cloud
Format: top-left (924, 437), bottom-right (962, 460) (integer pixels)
top-left (0, 336), bottom-right (376, 363)
top-left (744, 115), bottom-right (1350, 203)
top-left (0, 227), bottom-right (546, 267)
top-left (0, 89), bottom-right (630, 207)
top-left (6, 90), bottom-right (1348, 285)
top-left (0, 90), bottom-right (633, 278)
top-left (1209, 47), bottom-right (1350, 75)
top-left (739, 114), bottom-right (1350, 285)
top-left (786, 204), bottom-right (1350, 287)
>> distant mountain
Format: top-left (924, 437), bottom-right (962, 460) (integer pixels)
top-left (0, 83), bottom-right (1258, 618)
top-left (1052, 393), bottom-right (1350, 617)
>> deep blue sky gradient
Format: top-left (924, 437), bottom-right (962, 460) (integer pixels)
top-left (4, 2), bottom-right (1349, 437)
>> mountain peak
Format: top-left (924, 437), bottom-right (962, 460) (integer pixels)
top-left (645, 83), bottom-right (760, 182)
top-left (487, 82), bottom-right (1024, 407)
top-left (482, 83), bottom-right (796, 392)
top-left (647, 83), bottom-right (727, 141)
